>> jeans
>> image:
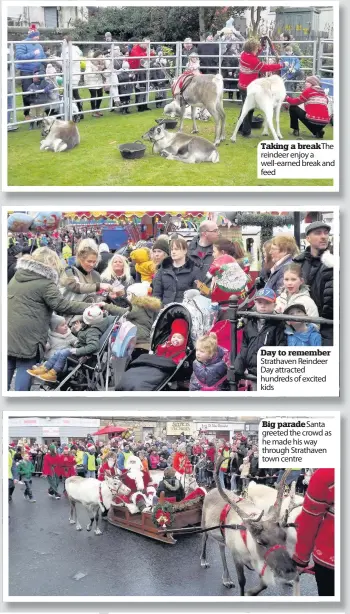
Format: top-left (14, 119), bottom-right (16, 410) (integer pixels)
top-left (219, 470), bottom-right (226, 489)
top-left (23, 479), bottom-right (33, 499)
top-left (45, 349), bottom-right (71, 373)
top-left (198, 468), bottom-right (206, 483)
top-left (89, 88), bottom-right (103, 111)
top-left (20, 71), bottom-right (34, 117)
top-left (8, 355), bottom-right (38, 391)
top-left (86, 470), bottom-right (96, 478)
top-left (276, 469), bottom-right (301, 486)
top-left (230, 473), bottom-right (237, 491)
top-left (9, 479), bottom-right (15, 500)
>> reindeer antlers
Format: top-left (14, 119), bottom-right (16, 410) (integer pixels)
top-left (268, 469), bottom-right (292, 521)
top-left (215, 456), bottom-right (264, 522)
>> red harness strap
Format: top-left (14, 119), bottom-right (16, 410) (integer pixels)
top-left (219, 499), bottom-right (247, 545)
top-left (260, 544), bottom-right (287, 577)
top-left (99, 483), bottom-right (103, 505)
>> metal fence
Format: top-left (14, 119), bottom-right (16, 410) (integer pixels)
top-left (7, 39), bottom-right (333, 128)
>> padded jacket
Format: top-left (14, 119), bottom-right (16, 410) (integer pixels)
top-left (152, 257), bottom-right (201, 305)
top-left (234, 317), bottom-right (287, 377)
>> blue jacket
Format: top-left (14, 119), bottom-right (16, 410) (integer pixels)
top-left (281, 54), bottom-right (301, 80)
top-left (190, 346), bottom-right (227, 390)
top-left (286, 324), bottom-right (322, 346)
top-left (15, 37), bottom-right (46, 73)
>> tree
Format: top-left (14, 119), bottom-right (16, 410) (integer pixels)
top-left (249, 6), bottom-right (266, 36)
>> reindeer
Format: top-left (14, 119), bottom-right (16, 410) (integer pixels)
top-left (65, 473), bottom-right (131, 535)
top-left (231, 74), bottom-right (286, 142)
top-left (164, 73), bottom-right (226, 147)
top-left (40, 117), bottom-right (80, 152)
top-left (200, 462), bottom-right (300, 596)
top-left (143, 123), bottom-right (219, 164)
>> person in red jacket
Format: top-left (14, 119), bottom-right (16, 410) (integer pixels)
top-left (98, 452), bottom-right (117, 481)
top-left (60, 446), bottom-right (76, 494)
top-left (293, 468), bottom-right (334, 596)
top-left (285, 75), bottom-right (330, 138)
top-left (42, 444), bottom-right (62, 499)
top-left (128, 38), bottom-right (155, 112)
top-left (237, 37), bottom-right (284, 136)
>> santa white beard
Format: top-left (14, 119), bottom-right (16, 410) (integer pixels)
top-left (127, 469), bottom-right (144, 491)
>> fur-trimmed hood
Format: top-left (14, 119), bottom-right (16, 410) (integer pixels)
top-left (130, 295), bottom-right (162, 311)
top-left (16, 256), bottom-right (59, 284)
top-left (320, 250), bottom-right (334, 269)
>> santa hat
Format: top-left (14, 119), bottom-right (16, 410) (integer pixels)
top-left (9, 442), bottom-right (16, 448)
top-left (171, 319), bottom-right (188, 339)
top-left (63, 446), bottom-right (69, 452)
top-left (87, 443), bottom-right (95, 451)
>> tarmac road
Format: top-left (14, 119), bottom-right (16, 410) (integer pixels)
top-left (8, 477), bottom-right (318, 598)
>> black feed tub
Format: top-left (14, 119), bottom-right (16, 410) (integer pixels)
top-left (251, 114), bottom-right (264, 129)
top-left (119, 140), bottom-right (146, 160)
top-left (155, 118), bottom-right (178, 129)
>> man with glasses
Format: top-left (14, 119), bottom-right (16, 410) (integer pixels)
top-left (188, 221), bottom-right (219, 279)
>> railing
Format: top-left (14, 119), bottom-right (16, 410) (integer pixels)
top-left (224, 295), bottom-right (333, 391)
top-left (7, 38), bottom-right (330, 128)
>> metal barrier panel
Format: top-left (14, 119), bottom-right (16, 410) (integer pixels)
top-left (6, 38), bottom-right (333, 127)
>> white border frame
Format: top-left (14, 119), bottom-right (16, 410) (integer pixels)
top-left (2, 0), bottom-right (340, 192)
top-left (3, 204), bottom-right (340, 398)
top-left (2, 409), bottom-right (341, 602)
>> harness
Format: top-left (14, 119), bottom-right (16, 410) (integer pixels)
top-left (200, 374), bottom-right (227, 392)
top-left (172, 72), bottom-right (196, 100)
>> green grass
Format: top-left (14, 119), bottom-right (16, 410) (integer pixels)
top-left (7, 91), bottom-right (334, 187)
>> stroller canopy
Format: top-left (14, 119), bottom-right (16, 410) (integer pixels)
top-left (150, 303), bottom-right (194, 353)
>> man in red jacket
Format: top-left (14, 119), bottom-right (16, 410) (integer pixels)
top-left (285, 75), bottom-right (330, 138)
top-left (237, 37), bottom-right (284, 137)
top-left (293, 468), bottom-right (334, 596)
top-left (42, 444), bottom-right (62, 499)
top-left (129, 38), bottom-right (154, 112)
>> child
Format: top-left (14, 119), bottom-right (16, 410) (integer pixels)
top-left (44, 313), bottom-right (77, 361)
top-left (284, 304), bottom-right (322, 346)
top-left (190, 332), bottom-right (228, 391)
top-left (125, 282), bottom-right (162, 355)
top-left (234, 288), bottom-right (286, 389)
top-left (27, 305), bottom-right (121, 383)
top-left (239, 456), bottom-right (251, 491)
top-left (117, 60), bottom-right (134, 114)
top-left (156, 319), bottom-right (188, 364)
top-left (172, 52), bottom-right (201, 105)
top-left (27, 68), bottom-right (54, 129)
top-left (130, 247), bottom-right (156, 283)
top-left (280, 45), bottom-right (302, 94)
top-left (186, 52), bottom-right (201, 75)
top-left (18, 452), bottom-right (36, 502)
top-left (276, 263), bottom-right (319, 323)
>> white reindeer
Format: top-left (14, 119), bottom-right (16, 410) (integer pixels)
top-left (200, 463), bottom-right (300, 596)
top-left (65, 474), bottom-right (131, 535)
top-left (231, 74), bottom-right (286, 142)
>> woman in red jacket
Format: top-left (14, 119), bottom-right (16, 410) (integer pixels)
top-left (237, 37), bottom-right (284, 137)
top-left (286, 75), bottom-right (330, 138)
top-left (293, 468), bottom-right (334, 596)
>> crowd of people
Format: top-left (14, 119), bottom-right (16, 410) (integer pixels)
top-left (7, 22), bottom-right (330, 139)
top-left (7, 217), bottom-right (334, 391)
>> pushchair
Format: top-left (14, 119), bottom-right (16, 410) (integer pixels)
top-left (116, 303), bottom-right (196, 391)
top-left (31, 314), bottom-right (127, 392)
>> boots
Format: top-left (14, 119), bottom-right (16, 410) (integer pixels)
top-left (27, 365), bottom-right (48, 377)
top-left (36, 369), bottom-right (58, 383)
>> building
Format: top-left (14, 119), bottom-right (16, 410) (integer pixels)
top-left (9, 416), bottom-right (100, 446)
top-left (7, 6), bottom-right (88, 28)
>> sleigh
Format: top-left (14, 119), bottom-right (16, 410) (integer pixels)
top-left (107, 495), bottom-right (203, 545)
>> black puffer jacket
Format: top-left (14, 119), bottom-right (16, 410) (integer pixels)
top-left (156, 477), bottom-right (185, 501)
top-left (187, 236), bottom-right (214, 280)
top-left (293, 248), bottom-right (333, 344)
top-left (234, 318), bottom-right (287, 377)
top-left (152, 257), bottom-right (201, 305)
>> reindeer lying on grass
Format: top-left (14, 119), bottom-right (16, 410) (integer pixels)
top-left (143, 123), bottom-right (219, 164)
top-left (200, 462), bottom-right (300, 596)
top-left (231, 74), bottom-right (286, 142)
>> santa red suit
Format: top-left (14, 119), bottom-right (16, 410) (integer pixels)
top-left (60, 449), bottom-right (76, 478)
top-left (113, 455), bottom-right (152, 514)
top-left (293, 468), bottom-right (334, 570)
top-left (173, 445), bottom-right (192, 475)
top-left (286, 86), bottom-right (330, 124)
top-left (98, 461), bottom-right (117, 482)
top-left (238, 51), bottom-right (283, 90)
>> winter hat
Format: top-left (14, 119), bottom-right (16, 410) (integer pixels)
top-left (98, 243), bottom-right (109, 254)
top-left (46, 63), bottom-right (56, 76)
top-left (284, 303), bottom-right (307, 315)
top-left (9, 442), bottom-right (16, 448)
top-left (83, 305), bottom-right (104, 326)
top-left (27, 30), bottom-right (40, 39)
top-left (127, 281), bottom-right (151, 297)
top-left (255, 287), bottom-right (276, 303)
top-left (87, 443), bottom-right (95, 451)
top-left (171, 319), bottom-right (188, 339)
top-left (152, 238), bottom-right (170, 255)
top-left (50, 313), bottom-right (66, 331)
top-left (63, 446), bottom-right (69, 452)
top-left (105, 31), bottom-right (112, 38)
top-left (49, 444), bottom-right (56, 453)
top-left (130, 247), bottom-right (151, 264)
top-left (305, 75), bottom-right (321, 87)
top-left (178, 443), bottom-right (187, 453)
top-left (305, 221), bottom-right (331, 235)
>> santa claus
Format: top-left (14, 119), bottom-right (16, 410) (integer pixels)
top-left (113, 455), bottom-right (152, 514)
